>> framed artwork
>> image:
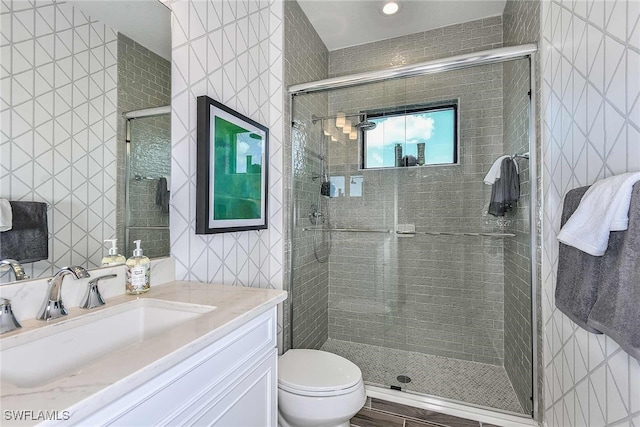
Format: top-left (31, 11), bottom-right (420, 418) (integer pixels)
top-left (196, 96), bottom-right (269, 234)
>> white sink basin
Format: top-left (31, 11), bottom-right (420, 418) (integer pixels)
top-left (0, 299), bottom-right (216, 388)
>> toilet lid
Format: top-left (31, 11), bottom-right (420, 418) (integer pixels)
top-left (278, 349), bottom-right (362, 394)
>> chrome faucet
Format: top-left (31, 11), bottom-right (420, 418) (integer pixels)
top-left (80, 274), bottom-right (117, 309)
top-left (36, 266), bottom-right (90, 321)
top-left (0, 298), bottom-right (21, 334)
top-left (0, 259), bottom-right (30, 281)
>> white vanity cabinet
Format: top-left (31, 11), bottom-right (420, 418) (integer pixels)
top-left (73, 307), bottom-right (278, 426)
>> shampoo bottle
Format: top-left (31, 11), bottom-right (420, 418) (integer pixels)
top-left (126, 240), bottom-right (150, 295)
top-left (102, 239), bottom-right (126, 266)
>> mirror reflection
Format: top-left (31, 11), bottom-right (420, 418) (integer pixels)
top-left (0, 0), bottom-right (171, 284)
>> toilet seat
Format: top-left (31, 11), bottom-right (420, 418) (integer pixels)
top-left (278, 349), bottom-right (362, 397)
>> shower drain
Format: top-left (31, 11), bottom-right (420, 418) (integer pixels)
top-left (396, 375), bottom-right (412, 384)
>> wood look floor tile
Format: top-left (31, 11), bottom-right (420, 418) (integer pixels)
top-left (351, 408), bottom-right (405, 427)
top-left (370, 398), bottom-right (481, 427)
top-left (405, 420), bottom-right (453, 427)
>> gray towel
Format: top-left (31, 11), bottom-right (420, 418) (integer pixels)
top-left (586, 183), bottom-right (640, 360)
top-left (555, 186), bottom-right (603, 333)
top-left (0, 201), bottom-right (48, 263)
top-left (488, 158), bottom-right (520, 216)
top-left (156, 177), bottom-right (170, 214)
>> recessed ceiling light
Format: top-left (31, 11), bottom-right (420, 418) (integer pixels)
top-left (381, 1), bottom-right (401, 15)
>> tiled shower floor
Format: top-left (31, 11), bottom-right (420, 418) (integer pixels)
top-left (320, 339), bottom-right (525, 414)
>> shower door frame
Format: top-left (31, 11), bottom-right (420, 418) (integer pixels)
top-left (288, 44), bottom-right (539, 421)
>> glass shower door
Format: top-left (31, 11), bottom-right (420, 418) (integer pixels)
top-left (125, 113), bottom-right (171, 258)
top-left (288, 55), bottom-right (534, 415)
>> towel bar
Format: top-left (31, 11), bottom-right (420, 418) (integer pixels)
top-left (301, 228), bottom-right (515, 237)
top-left (302, 227), bottom-right (390, 233)
top-left (396, 231), bottom-right (516, 237)
top-left (127, 226), bottom-right (170, 230)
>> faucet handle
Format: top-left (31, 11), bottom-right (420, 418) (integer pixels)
top-left (0, 298), bottom-right (22, 334)
top-left (36, 266), bottom-right (91, 321)
top-left (80, 274), bottom-right (117, 309)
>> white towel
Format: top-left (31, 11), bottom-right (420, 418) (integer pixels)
top-left (484, 155), bottom-right (510, 185)
top-left (557, 172), bottom-right (640, 256)
top-left (0, 199), bottom-right (12, 232)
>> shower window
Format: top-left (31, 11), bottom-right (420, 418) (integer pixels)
top-left (361, 102), bottom-right (458, 169)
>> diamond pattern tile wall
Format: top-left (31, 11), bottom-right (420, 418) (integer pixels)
top-left (168, 0), bottom-right (284, 346)
top-left (541, 0), bottom-right (640, 426)
top-left (0, 0), bottom-right (117, 281)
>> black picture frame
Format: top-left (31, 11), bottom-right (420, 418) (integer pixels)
top-left (196, 96), bottom-right (269, 234)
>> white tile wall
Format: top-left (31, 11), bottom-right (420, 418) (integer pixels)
top-left (167, 0), bottom-right (284, 344)
top-left (0, 0), bottom-right (118, 280)
top-left (541, 0), bottom-right (640, 425)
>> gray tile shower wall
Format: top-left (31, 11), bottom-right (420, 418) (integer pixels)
top-left (326, 18), bottom-right (509, 365)
top-left (284, 0), bottom-right (330, 351)
top-left (116, 34), bottom-right (171, 258)
top-left (126, 113), bottom-right (171, 257)
top-left (126, 178), bottom-right (170, 258)
top-left (329, 17), bottom-right (504, 76)
top-left (502, 0), bottom-right (540, 416)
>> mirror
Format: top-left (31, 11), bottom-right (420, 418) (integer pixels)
top-left (0, 0), bottom-right (171, 284)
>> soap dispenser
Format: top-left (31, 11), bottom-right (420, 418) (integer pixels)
top-left (125, 240), bottom-right (150, 295)
top-left (102, 239), bottom-right (126, 266)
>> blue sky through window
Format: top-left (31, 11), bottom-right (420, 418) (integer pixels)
top-left (364, 107), bottom-right (456, 168)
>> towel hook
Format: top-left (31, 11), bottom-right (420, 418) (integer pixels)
top-left (511, 151), bottom-right (530, 160)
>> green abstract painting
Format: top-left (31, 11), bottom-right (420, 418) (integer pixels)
top-left (213, 116), bottom-right (263, 220)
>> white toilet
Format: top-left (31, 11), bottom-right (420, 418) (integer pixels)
top-left (278, 349), bottom-right (366, 427)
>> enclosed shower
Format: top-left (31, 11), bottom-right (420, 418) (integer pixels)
top-left (122, 106), bottom-right (171, 258)
top-left (288, 45), bottom-right (537, 419)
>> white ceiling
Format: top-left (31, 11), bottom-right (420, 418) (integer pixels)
top-left (297, 0), bottom-right (508, 51)
top-left (66, 0), bottom-right (171, 61)
top-left (65, 1), bottom-right (508, 61)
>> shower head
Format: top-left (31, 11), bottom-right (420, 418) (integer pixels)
top-left (354, 119), bottom-right (377, 131)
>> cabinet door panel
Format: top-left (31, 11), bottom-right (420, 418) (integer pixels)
top-left (175, 348), bottom-right (277, 426)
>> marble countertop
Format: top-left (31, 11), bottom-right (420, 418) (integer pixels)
top-left (0, 281), bottom-right (287, 425)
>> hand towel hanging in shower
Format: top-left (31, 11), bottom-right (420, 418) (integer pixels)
top-left (156, 177), bottom-right (170, 213)
top-left (484, 155), bottom-right (510, 184)
top-left (488, 158), bottom-right (519, 216)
